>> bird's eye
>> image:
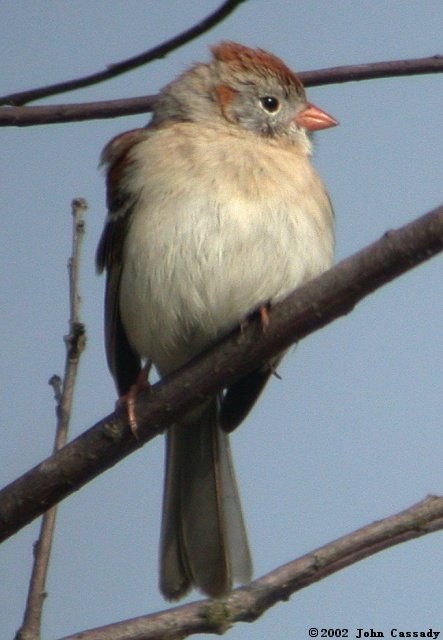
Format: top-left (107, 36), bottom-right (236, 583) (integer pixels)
top-left (259, 96), bottom-right (280, 114)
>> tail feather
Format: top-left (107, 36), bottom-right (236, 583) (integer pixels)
top-left (159, 398), bottom-right (252, 600)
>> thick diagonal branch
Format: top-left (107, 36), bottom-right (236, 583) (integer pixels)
top-left (0, 204), bottom-right (442, 544)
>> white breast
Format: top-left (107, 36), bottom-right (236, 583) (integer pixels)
top-left (119, 123), bottom-right (334, 374)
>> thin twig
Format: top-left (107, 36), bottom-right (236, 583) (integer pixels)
top-left (0, 54), bottom-right (442, 127)
top-left (301, 53), bottom-right (443, 85)
top-left (15, 199), bottom-right (87, 640)
top-left (0, 0), bottom-right (247, 107)
top-left (0, 95), bottom-right (157, 127)
top-left (57, 495), bottom-right (443, 640)
top-left (0, 203), bottom-right (442, 544)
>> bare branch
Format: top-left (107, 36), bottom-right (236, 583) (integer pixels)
top-left (0, 0), bottom-right (247, 107)
top-left (301, 53), bottom-right (443, 85)
top-left (15, 200), bottom-right (87, 640)
top-left (0, 95), bottom-right (157, 127)
top-left (0, 55), bottom-right (442, 127)
top-left (0, 204), bottom-right (442, 544)
top-left (57, 496), bottom-right (443, 640)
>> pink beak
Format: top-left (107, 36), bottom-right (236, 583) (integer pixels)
top-left (294, 102), bottom-right (338, 131)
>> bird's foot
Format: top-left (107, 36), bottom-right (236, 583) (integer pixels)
top-left (117, 361), bottom-right (152, 439)
top-left (240, 302), bottom-right (271, 334)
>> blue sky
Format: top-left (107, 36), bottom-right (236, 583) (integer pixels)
top-left (1, 2), bottom-right (442, 638)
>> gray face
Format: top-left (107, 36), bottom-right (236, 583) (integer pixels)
top-left (152, 60), bottom-right (308, 144)
top-left (227, 77), bottom-right (307, 138)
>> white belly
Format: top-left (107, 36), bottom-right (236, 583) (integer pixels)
top-left (119, 127), bottom-right (334, 374)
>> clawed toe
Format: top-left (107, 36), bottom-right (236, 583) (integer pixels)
top-left (117, 361), bottom-right (152, 439)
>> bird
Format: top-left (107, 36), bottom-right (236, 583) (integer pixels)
top-left (96, 41), bottom-right (337, 601)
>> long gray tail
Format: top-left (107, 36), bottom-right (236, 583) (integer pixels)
top-left (159, 398), bottom-right (252, 600)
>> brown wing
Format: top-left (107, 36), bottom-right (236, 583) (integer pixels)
top-left (220, 366), bottom-right (273, 432)
top-left (96, 129), bottom-right (147, 396)
top-left (220, 353), bottom-right (284, 433)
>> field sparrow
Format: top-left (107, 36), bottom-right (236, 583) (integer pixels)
top-left (96, 42), bottom-right (337, 600)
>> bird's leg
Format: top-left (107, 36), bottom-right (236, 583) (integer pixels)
top-left (258, 305), bottom-right (282, 378)
top-left (118, 360), bottom-right (152, 439)
top-left (240, 302), bottom-right (271, 334)
top-left (259, 303), bottom-right (270, 331)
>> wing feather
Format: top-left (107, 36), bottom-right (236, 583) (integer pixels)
top-left (96, 129), bottom-right (148, 395)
